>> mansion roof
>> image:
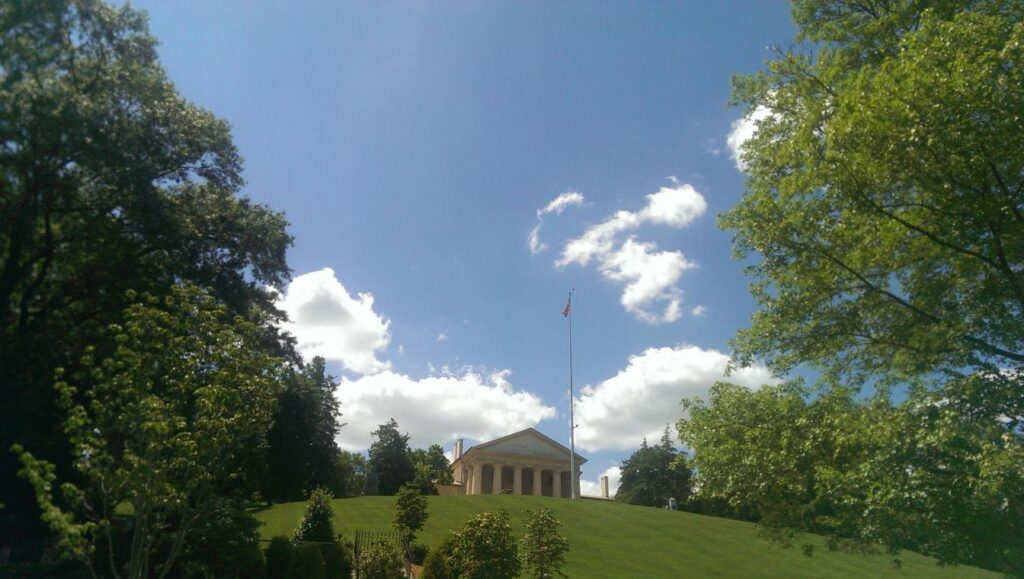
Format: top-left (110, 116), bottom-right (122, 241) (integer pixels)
top-left (452, 428), bottom-right (587, 467)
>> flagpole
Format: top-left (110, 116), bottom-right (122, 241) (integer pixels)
top-left (567, 289), bottom-right (577, 500)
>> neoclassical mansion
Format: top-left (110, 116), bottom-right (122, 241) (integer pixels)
top-left (447, 428), bottom-right (596, 498)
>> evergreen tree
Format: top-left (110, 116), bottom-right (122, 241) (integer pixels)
top-left (294, 488), bottom-right (336, 544)
top-left (264, 357), bottom-right (343, 502)
top-left (616, 426), bottom-right (692, 507)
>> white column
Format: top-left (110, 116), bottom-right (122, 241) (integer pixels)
top-left (533, 469), bottom-right (542, 496)
top-left (472, 462), bottom-right (483, 495)
top-left (513, 466), bottom-right (523, 495)
top-left (575, 471), bottom-right (582, 498)
top-left (553, 470), bottom-right (562, 498)
top-left (492, 464), bottom-right (503, 494)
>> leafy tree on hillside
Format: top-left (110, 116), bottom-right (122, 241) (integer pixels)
top-left (294, 488), bottom-right (337, 544)
top-left (616, 427), bottom-right (692, 508)
top-left (714, 0), bottom-right (1024, 572)
top-left (449, 510), bottom-right (520, 579)
top-left (410, 444), bottom-right (454, 485)
top-left (368, 419), bottom-right (415, 496)
top-left (393, 485), bottom-right (429, 545)
top-left (521, 508), bottom-right (570, 579)
top-left (14, 285), bottom-right (283, 578)
top-left (394, 484), bottom-right (429, 576)
top-left (679, 381), bottom-right (1024, 573)
top-left (336, 450), bottom-right (368, 497)
top-left (0, 0), bottom-right (293, 542)
top-left (678, 383), bottom-right (847, 535)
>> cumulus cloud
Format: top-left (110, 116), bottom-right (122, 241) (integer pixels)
top-left (556, 182), bottom-right (706, 323)
top-left (726, 105), bottom-right (771, 172)
top-left (334, 368), bottom-right (556, 451)
top-left (580, 466), bottom-right (622, 498)
top-left (690, 305), bottom-right (706, 317)
top-left (574, 345), bottom-right (776, 452)
top-left (436, 333), bottom-right (448, 342)
top-left (277, 268), bottom-right (390, 375)
top-left (529, 191), bottom-right (585, 254)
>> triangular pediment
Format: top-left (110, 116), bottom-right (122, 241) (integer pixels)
top-left (462, 428), bottom-right (586, 464)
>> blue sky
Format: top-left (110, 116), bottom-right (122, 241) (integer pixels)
top-left (133, 0), bottom-right (797, 495)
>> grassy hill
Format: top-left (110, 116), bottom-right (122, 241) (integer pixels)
top-left (255, 495), bottom-right (997, 578)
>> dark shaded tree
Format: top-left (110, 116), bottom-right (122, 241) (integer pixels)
top-left (367, 419), bottom-right (414, 496)
top-left (615, 426), bottom-right (692, 508)
top-left (0, 0), bottom-right (294, 544)
top-left (263, 357), bottom-right (343, 502)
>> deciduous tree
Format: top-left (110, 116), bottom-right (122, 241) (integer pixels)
top-left (715, 1), bottom-right (1024, 571)
top-left (449, 510), bottom-right (520, 579)
top-left (367, 419), bottom-right (414, 496)
top-left (0, 0), bottom-right (293, 541)
top-left (520, 508), bottom-right (569, 579)
top-left (14, 285), bottom-right (283, 579)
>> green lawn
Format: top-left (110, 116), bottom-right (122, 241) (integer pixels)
top-left (255, 495), bottom-right (997, 578)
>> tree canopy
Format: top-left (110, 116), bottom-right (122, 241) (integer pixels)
top-left (15, 285), bottom-right (283, 578)
top-left (368, 419), bottom-right (415, 496)
top-left (263, 357), bottom-right (345, 502)
top-left (0, 0), bottom-right (294, 541)
top-left (707, 1), bottom-right (1024, 572)
top-left (615, 427), bottom-right (692, 508)
top-left (722, 0), bottom-right (1024, 397)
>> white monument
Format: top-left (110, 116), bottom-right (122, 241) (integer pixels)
top-left (448, 428), bottom-right (586, 497)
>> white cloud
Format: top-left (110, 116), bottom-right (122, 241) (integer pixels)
top-left (529, 191), bottom-right (585, 254)
top-left (397, 344), bottom-right (404, 354)
top-left (726, 105), bottom-right (771, 172)
top-left (277, 268), bottom-right (390, 375)
top-left (436, 333), bottom-right (448, 342)
top-left (574, 345), bottom-right (776, 452)
top-left (580, 466), bottom-right (622, 498)
top-left (690, 305), bottom-right (706, 317)
top-left (556, 182), bottom-right (706, 323)
top-left (601, 239), bottom-right (695, 323)
top-left (334, 368), bottom-right (557, 451)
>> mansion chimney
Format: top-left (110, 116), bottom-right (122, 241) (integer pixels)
top-left (454, 439), bottom-right (464, 460)
top-left (600, 476), bottom-right (609, 498)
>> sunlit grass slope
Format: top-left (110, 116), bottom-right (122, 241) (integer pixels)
top-left (255, 495), bottom-right (996, 578)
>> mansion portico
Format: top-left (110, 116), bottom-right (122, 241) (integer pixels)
top-left (449, 428), bottom-right (586, 497)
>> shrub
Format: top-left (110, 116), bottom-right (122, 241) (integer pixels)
top-left (421, 535), bottom-right (459, 579)
top-left (521, 508), bottom-right (569, 579)
top-left (409, 542), bottom-right (429, 566)
top-left (321, 541), bottom-right (353, 579)
top-left (394, 484), bottom-right (429, 544)
top-left (287, 543), bottom-right (326, 579)
top-left (177, 499), bottom-right (266, 579)
top-left (294, 488), bottom-right (336, 543)
top-left (359, 540), bottom-right (403, 579)
top-left (265, 536), bottom-right (294, 579)
top-left (450, 510), bottom-right (520, 579)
